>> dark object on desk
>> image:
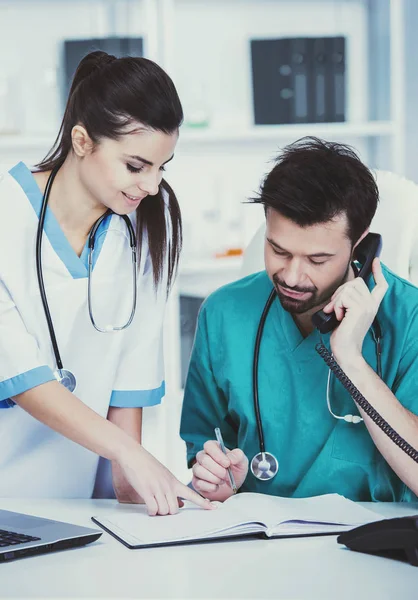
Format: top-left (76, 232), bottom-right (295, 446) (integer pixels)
top-left (0, 509), bottom-right (102, 562)
top-left (337, 515), bottom-right (418, 567)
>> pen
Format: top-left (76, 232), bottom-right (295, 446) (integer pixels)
top-left (214, 427), bottom-right (238, 494)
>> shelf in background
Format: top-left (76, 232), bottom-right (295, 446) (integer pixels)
top-left (178, 121), bottom-right (395, 145)
top-left (179, 255), bottom-right (243, 275)
top-left (178, 256), bottom-right (244, 298)
top-left (0, 121), bottom-right (395, 155)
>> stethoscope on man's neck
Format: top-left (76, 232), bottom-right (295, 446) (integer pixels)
top-left (35, 164), bottom-right (138, 393)
top-left (249, 261), bottom-right (383, 482)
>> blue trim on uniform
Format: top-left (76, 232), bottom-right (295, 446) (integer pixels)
top-left (0, 366), bottom-right (55, 407)
top-left (79, 215), bottom-right (112, 271)
top-left (109, 381), bottom-right (166, 408)
top-left (8, 162), bottom-right (112, 278)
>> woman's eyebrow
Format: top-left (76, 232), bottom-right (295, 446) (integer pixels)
top-left (124, 154), bottom-right (175, 167)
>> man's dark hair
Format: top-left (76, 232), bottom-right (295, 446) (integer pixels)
top-left (250, 137), bottom-right (379, 244)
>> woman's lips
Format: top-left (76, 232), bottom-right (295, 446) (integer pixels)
top-left (122, 192), bottom-right (146, 204)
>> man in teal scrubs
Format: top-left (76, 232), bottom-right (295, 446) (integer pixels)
top-left (180, 137), bottom-right (418, 503)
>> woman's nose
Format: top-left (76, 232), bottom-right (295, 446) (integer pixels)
top-left (138, 171), bottom-right (160, 196)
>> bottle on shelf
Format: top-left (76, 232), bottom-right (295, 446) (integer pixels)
top-left (183, 82), bottom-right (210, 129)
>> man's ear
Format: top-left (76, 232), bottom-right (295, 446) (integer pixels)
top-left (71, 125), bottom-right (94, 157)
top-left (352, 228), bottom-right (370, 253)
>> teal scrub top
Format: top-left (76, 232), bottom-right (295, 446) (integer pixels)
top-left (180, 265), bottom-right (418, 502)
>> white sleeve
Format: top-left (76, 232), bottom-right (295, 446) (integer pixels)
top-left (0, 279), bottom-right (55, 408)
top-left (109, 311), bottom-right (166, 408)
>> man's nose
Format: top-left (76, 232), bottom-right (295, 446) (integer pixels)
top-left (282, 260), bottom-right (304, 288)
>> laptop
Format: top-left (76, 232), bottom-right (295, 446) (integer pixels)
top-left (0, 509), bottom-right (102, 562)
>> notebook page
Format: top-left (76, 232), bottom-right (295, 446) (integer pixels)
top-left (223, 493), bottom-right (382, 533)
top-left (93, 500), bottom-right (266, 546)
top-left (272, 521), bottom-right (356, 536)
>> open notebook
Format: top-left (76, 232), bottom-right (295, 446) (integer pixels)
top-left (91, 492), bottom-right (382, 549)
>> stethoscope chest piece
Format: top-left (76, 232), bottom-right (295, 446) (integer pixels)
top-left (250, 451), bottom-right (279, 481)
top-left (54, 369), bottom-right (77, 393)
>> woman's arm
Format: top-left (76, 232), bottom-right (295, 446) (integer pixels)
top-left (13, 382), bottom-right (214, 514)
top-left (107, 406), bottom-right (146, 503)
top-left (14, 382), bottom-right (136, 461)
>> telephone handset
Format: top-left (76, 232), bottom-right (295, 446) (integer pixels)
top-left (311, 232), bottom-right (383, 334)
top-left (312, 232), bottom-right (418, 464)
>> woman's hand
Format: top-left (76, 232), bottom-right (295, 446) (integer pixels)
top-left (111, 459), bottom-right (146, 504)
top-left (116, 443), bottom-right (217, 516)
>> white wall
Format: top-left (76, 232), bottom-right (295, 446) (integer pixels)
top-left (170, 0), bottom-right (370, 261)
top-left (404, 0), bottom-right (418, 182)
top-left (0, 0), bottom-right (148, 135)
top-left (0, 0), bottom-right (396, 254)
top-left (0, 0), bottom-right (374, 262)
top-left (171, 0), bottom-right (368, 128)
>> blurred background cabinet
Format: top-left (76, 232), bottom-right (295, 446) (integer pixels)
top-left (0, 0), bottom-right (416, 480)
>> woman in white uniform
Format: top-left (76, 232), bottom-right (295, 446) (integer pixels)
top-left (0, 50), bottom-right (213, 516)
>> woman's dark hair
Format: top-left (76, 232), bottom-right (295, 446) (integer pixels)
top-left (250, 136), bottom-right (379, 244)
top-left (35, 50), bottom-right (183, 294)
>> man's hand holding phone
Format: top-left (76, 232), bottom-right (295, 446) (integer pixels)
top-left (323, 257), bottom-right (388, 370)
top-left (192, 441), bottom-right (249, 502)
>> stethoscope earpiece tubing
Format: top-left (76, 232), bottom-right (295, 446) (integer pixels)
top-left (36, 165), bottom-right (139, 376)
top-left (35, 166), bottom-right (64, 370)
top-left (252, 288), bottom-right (277, 455)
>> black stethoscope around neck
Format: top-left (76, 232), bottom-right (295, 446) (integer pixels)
top-left (35, 165), bottom-right (138, 393)
top-left (250, 267), bottom-right (383, 481)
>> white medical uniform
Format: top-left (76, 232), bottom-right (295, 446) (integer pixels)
top-left (0, 162), bottom-right (168, 498)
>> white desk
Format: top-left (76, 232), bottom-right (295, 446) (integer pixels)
top-left (1, 499), bottom-right (417, 600)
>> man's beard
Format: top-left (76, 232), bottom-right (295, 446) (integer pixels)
top-left (273, 260), bottom-right (351, 315)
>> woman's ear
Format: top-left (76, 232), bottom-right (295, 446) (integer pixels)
top-left (71, 125), bottom-right (94, 157)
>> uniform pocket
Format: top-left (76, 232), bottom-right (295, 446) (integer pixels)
top-left (331, 421), bottom-right (377, 465)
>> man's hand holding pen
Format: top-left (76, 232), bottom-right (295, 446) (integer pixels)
top-left (192, 439), bottom-right (249, 502)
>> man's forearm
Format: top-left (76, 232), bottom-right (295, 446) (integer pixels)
top-left (338, 355), bottom-right (418, 495)
top-left (13, 381), bottom-right (138, 463)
